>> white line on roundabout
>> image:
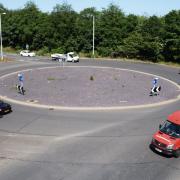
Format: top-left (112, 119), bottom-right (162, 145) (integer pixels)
top-left (0, 66), bottom-right (180, 111)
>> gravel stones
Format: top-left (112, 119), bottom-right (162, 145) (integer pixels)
top-left (0, 66), bottom-right (179, 107)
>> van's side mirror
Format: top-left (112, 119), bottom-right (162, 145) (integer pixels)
top-left (159, 124), bottom-right (162, 129)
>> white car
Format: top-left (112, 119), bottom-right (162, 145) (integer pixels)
top-left (20, 50), bottom-right (35, 57)
top-left (66, 52), bottom-right (79, 62)
top-left (51, 53), bottom-right (66, 61)
top-left (51, 52), bottom-right (79, 62)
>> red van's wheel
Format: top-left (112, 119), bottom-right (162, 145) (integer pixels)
top-left (174, 149), bottom-right (180, 158)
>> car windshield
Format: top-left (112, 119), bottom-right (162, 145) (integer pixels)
top-left (69, 53), bottom-right (77, 58)
top-left (160, 120), bottom-right (180, 138)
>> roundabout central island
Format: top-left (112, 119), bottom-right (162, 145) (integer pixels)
top-left (0, 66), bottom-right (179, 110)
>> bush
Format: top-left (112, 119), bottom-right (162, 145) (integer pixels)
top-left (51, 47), bottom-right (65, 54)
top-left (36, 47), bottom-right (49, 56)
top-left (3, 47), bottom-right (17, 53)
top-left (97, 47), bottom-right (112, 57)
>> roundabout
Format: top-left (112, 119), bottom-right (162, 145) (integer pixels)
top-left (0, 65), bottom-right (179, 110)
top-left (0, 57), bottom-right (179, 180)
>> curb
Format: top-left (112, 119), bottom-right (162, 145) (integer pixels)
top-left (0, 94), bottom-right (180, 111)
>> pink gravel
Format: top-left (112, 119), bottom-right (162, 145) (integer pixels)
top-left (0, 66), bottom-right (179, 107)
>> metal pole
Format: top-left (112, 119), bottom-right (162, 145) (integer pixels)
top-left (0, 13), bottom-right (2, 61)
top-left (92, 15), bottom-right (95, 58)
top-left (0, 13), bottom-right (6, 61)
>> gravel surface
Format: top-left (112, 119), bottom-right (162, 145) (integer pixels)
top-left (0, 66), bottom-right (179, 107)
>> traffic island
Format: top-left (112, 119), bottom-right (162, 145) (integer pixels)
top-left (0, 66), bottom-right (179, 110)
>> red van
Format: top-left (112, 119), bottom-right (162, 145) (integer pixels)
top-left (150, 110), bottom-right (180, 158)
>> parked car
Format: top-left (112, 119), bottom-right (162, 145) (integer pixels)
top-left (20, 50), bottom-right (35, 57)
top-left (150, 110), bottom-right (180, 158)
top-left (0, 100), bottom-right (12, 115)
top-left (51, 52), bottom-right (79, 63)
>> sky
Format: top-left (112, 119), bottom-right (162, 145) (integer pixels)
top-left (0, 0), bottom-right (180, 16)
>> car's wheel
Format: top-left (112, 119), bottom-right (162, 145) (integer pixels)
top-left (174, 149), bottom-right (180, 158)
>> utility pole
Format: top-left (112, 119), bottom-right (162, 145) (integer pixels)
top-left (92, 15), bottom-right (95, 58)
top-left (0, 12), bottom-right (6, 61)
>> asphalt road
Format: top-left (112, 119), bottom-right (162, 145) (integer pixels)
top-left (0, 55), bottom-right (179, 180)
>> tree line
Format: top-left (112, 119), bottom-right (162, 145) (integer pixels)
top-left (0, 1), bottom-right (180, 63)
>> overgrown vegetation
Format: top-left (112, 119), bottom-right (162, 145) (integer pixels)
top-left (0, 57), bottom-right (14, 62)
top-left (47, 77), bottom-right (56, 81)
top-left (0, 1), bottom-right (180, 64)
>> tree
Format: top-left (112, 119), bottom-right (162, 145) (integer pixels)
top-left (32, 12), bottom-right (54, 51)
top-left (141, 15), bottom-right (164, 38)
top-left (97, 4), bottom-right (126, 56)
top-left (0, 1), bottom-right (179, 64)
top-left (77, 7), bottom-right (99, 53)
top-left (120, 32), bottom-right (144, 58)
top-left (123, 14), bottom-right (139, 37)
top-left (138, 15), bottom-right (165, 61)
top-left (50, 3), bottom-right (78, 52)
top-left (162, 10), bottom-right (180, 62)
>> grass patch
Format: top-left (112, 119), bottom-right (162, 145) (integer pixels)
top-left (158, 61), bottom-right (180, 68)
top-left (47, 77), bottom-right (56, 81)
top-left (3, 46), bottom-right (180, 68)
top-left (3, 47), bottom-right (17, 53)
top-left (0, 57), bottom-right (14, 62)
top-left (85, 57), bottom-right (180, 68)
top-left (47, 77), bottom-right (67, 81)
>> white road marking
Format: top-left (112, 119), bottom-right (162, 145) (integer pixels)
top-left (54, 123), bottom-right (116, 142)
top-left (119, 101), bottom-right (128, 103)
